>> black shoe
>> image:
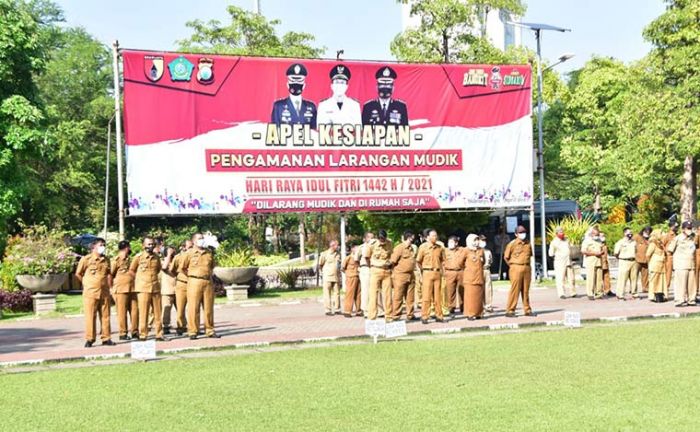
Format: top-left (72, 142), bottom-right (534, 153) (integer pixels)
top-left (176, 329), bottom-right (184, 336)
top-left (131, 332), bottom-right (139, 339)
top-left (84, 341), bottom-right (93, 348)
top-left (524, 312), bottom-right (536, 317)
top-left (421, 319), bottom-right (429, 325)
top-left (189, 335), bottom-right (197, 340)
top-left (607, 292), bottom-right (616, 297)
top-left (675, 302), bottom-right (688, 308)
top-left (559, 295), bottom-right (566, 299)
top-left (163, 328), bottom-right (171, 335)
top-left (102, 340), bottom-right (116, 346)
top-left (570, 294), bottom-right (577, 298)
top-left (435, 318), bottom-right (445, 323)
top-left (344, 313), bottom-right (352, 318)
top-left (207, 333), bottom-right (221, 338)
top-left (587, 296), bottom-right (595, 301)
top-left (139, 337), bottom-right (147, 341)
top-left (119, 335), bottom-right (129, 341)
top-left (325, 312), bottom-right (333, 316)
top-left (155, 337), bottom-right (168, 342)
top-left (505, 312), bottom-right (516, 318)
top-left (467, 316), bottom-right (476, 321)
top-left (406, 315), bottom-right (418, 321)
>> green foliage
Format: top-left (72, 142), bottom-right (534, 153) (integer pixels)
top-left (277, 267), bottom-right (303, 290)
top-left (178, 5), bottom-right (324, 58)
top-left (546, 215), bottom-right (594, 246)
top-left (253, 254), bottom-right (288, 267)
top-left (216, 247), bottom-right (255, 268)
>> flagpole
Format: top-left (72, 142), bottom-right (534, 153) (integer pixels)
top-left (112, 40), bottom-right (125, 240)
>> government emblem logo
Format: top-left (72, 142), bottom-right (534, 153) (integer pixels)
top-left (168, 56), bottom-right (194, 81)
top-left (144, 55), bottom-right (164, 82)
top-left (197, 58), bottom-right (214, 84)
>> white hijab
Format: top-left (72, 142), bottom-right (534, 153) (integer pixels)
top-left (466, 234), bottom-right (479, 250)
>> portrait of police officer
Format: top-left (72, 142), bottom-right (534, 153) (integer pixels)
top-left (317, 64), bottom-right (361, 126)
top-left (361, 66), bottom-right (409, 127)
top-left (271, 63), bottom-right (317, 128)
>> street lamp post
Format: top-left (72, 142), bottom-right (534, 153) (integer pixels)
top-left (515, 22), bottom-right (571, 279)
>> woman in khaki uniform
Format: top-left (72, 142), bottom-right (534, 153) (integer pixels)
top-left (460, 234), bottom-right (485, 320)
top-left (646, 230), bottom-right (667, 302)
top-left (111, 240), bottom-right (138, 340)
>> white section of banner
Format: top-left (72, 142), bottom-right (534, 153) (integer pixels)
top-left (126, 116), bottom-right (532, 215)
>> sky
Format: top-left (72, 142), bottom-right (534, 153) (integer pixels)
top-left (55, 0), bottom-right (667, 74)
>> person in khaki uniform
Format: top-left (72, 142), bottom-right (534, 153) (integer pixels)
top-left (646, 229), bottom-right (667, 302)
top-left (667, 221), bottom-right (697, 306)
top-left (390, 231), bottom-right (417, 321)
top-left (412, 242), bottom-right (421, 310)
top-left (364, 230), bottom-right (393, 321)
top-left (342, 245), bottom-right (361, 317)
top-left (504, 226), bottom-right (533, 317)
top-left (160, 246), bottom-right (177, 334)
top-left (459, 234), bottom-right (485, 320)
top-left (181, 232), bottom-right (220, 339)
top-left (548, 227), bottom-right (576, 299)
top-left (663, 222), bottom-right (679, 296)
top-left (600, 233), bottom-right (612, 296)
top-left (582, 228), bottom-right (604, 300)
top-left (478, 235), bottom-right (494, 312)
top-left (444, 235), bottom-right (465, 315)
top-left (129, 237), bottom-right (169, 341)
top-left (76, 238), bottom-right (114, 348)
top-left (357, 232), bottom-right (374, 318)
top-left (614, 227), bottom-right (637, 301)
top-left (110, 240), bottom-right (138, 340)
top-left (634, 227), bottom-right (651, 298)
top-left (168, 240), bottom-right (193, 336)
top-left (319, 240), bottom-right (341, 316)
top-left (416, 229), bottom-right (446, 323)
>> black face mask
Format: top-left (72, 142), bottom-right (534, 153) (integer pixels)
top-left (378, 85), bottom-right (393, 99)
top-left (145, 246), bottom-right (154, 253)
top-left (288, 83), bottom-right (304, 96)
top-left (626, 233), bottom-right (633, 239)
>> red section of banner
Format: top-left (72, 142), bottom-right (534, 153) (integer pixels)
top-left (242, 195), bottom-right (441, 213)
top-left (122, 51), bottom-right (531, 146)
top-left (205, 149), bottom-right (462, 172)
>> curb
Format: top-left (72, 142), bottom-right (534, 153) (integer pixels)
top-left (2, 310), bottom-right (698, 369)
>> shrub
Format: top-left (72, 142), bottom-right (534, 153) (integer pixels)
top-left (277, 267), bottom-right (303, 290)
top-left (546, 215), bottom-right (594, 246)
top-left (248, 275), bottom-right (267, 296)
top-left (0, 289), bottom-right (33, 312)
top-left (253, 254), bottom-right (288, 267)
top-left (217, 247), bottom-right (255, 267)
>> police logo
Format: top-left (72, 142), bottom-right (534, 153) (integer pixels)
top-left (168, 56), bottom-right (194, 82)
top-left (197, 58), bottom-right (214, 84)
top-left (144, 55), bottom-right (164, 82)
top-left (490, 66), bottom-right (502, 89)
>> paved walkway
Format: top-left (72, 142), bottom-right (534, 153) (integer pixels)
top-left (0, 286), bottom-right (696, 366)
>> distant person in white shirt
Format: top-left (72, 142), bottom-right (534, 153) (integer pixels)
top-left (549, 226), bottom-right (577, 298)
top-left (317, 64), bottom-right (361, 126)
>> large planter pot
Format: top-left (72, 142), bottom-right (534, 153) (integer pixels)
top-left (213, 266), bottom-right (259, 285)
top-left (16, 273), bottom-right (69, 294)
top-left (569, 245), bottom-right (582, 260)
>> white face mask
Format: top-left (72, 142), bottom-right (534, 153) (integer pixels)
top-left (331, 82), bottom-right (347, 97)
top-left (478, 241), bottom-right (486, 248)
top-left (517, 233), bottom-right (526, 240)
top-left (448, 240), bottom-right (456, 250)
top-left (196, 239), bottom-right (205, 248)
top-left (97, 245), bottom-right (106, 256)
top-left (600, 237), bottom-right (606, 242)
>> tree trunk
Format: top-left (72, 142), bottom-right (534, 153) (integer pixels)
top-left (593, 185), bottom-right (601, 216)
top-left (298, 214), bottom-right (305, 263)
top-left (680, 154), bottom-right (697, 222)
top-left (442, 30), bottom-right (449, 63)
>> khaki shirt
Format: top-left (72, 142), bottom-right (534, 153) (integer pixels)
top-left (342, 255), bottom-right (359, 278)
top-left (667, 233), bottom-right (696, 270)
top-left (504, 238), bottom-right (531, 266)
top-left (129, 251), bottom-right (162, 293)
top-left (646, 241), bottom-right (666, 273)
top-left (416, 242), bottom-right (445, 270)
top-left (444, 247), bottom-right (465, 271)
top-left (357, 243), bottom-right (371, 268)
top-left (582, 238), bottom-right (602, 268)
top-left (634, 234), bottom-right (650, 264)
top-left (160, 259), bottom-right (177, 296)
top-left (181, 248), bottom-right (215, 280)
top-left (548, 237), bottom-right (571, 267)
top-left (365, 239), bottom-right (393, 269)
top-left (614, 238), bottom-right (637, 260)
top-left (169, 251), bottom-right (190, 284)
top-left (663, 232), bottom-right (676, 257)
top-left (76, 254), bottom-right (111, 299)
top-left (601, 244), bottom-right (610, 270)
top-left (461, 248), bottom-right (484, 285)
top-left (319, 248), bottom-right (341, 282)
top-left (110, 255), bottom-right (133, 294)
top-left (390, 242), bottom-right (416, 273)
top-left (483, 248), bottom-right (493, 270)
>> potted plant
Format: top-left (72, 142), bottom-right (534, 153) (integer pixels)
top-left (4, 225), bottom-right (75, 294)
top-left (546, 215), bottom-right (594, 261)
top-left (213, 247), bottom-right (259, 301)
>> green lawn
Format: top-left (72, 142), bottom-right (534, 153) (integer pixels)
top-left (2, 319), bottom-right (699, 431)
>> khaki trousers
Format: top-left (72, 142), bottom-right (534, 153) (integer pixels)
top-left (359, 266), bottom-right (370, 316)
top-left (616, 259), bottom-right (635, 298)
top-left (483, 269), bottom-right (493, 309)
top-left (413, 268), bottom-right (422, 308)
top-left (674, 269), bottom-right (697, 305)
top-left (506, 264), bottom-right (531, 314)
top-left (391, 272), bottom-right (415, 319)
top-left (343, 276), bottom-right (361, 315)
top-left (368, 268), bottom-right (392, 320)
top-left (554, 263), bottom-right (575, 298)
top-left (114, 292), bottom-right (138, 337)
top-left (84, 295), bottom-right (111, 342)
top-left (635, 263), bottom-right (649, 294)
top-left (187, 278), bottom-right (215, 336)
top-left (585, 265), bottom-right (603, 298)
top-left (444, 270), bottom-right (463, 311)
top-left (665, 256), bottom-right (674, 291)
top-left (162, 294), bottom-right (176, 329)
top-left (137, 292), bottom-right (162, 339)
top-left (421, 270), bottom-right (443, 320)
top-left (175, 281), bottom-right (188, 331)
top-left (323, 279), bottom-right (340, 313)
top-left (649, 271), bottom-right (666, 298)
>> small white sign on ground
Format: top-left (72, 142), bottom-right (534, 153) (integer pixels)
top-left (564, 311), bottom-right (582, 328)
top-left (131, 340), bottom-right (157, 360)
top-left (365, 319), bottom-right (386, 337)
top-left (385, 321), bottom-right (408, 338)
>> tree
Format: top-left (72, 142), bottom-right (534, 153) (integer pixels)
top-left (177, 5), bottom-right (324, 58)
